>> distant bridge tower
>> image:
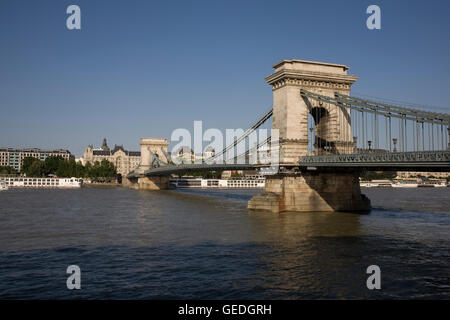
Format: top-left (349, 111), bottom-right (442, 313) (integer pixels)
top-left (139, 138), bottom-right (169, 171)
top-left (249, 60), bottom-right (370, 213)
top-left (123, 138), bottom-right (170, 190)
top-left (266, 59), bottom-right (357, 163)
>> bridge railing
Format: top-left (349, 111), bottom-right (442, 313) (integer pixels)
top-left (300, 150), bottom-right (450, 164)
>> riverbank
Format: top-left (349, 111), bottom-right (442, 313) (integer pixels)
top-left (83, 182), bottom-right (121, 188)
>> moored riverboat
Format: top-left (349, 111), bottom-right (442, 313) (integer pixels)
top-left (0, 177), bottom-right (82, 188)
top-left (170, 178), bottom-right (265, 188)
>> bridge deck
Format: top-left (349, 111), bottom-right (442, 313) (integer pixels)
top-left (141, 163), bottom-right (256, 177)
top-left (127, 151), bottom-right (450, 178)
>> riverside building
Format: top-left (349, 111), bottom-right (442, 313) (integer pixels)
top-left (82, 138), bottom-right (141, 176)
top-left (0, 147), bottom-right (73, 172)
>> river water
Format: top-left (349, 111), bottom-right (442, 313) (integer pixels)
top-left (0, 186), bottom-right (449, 299)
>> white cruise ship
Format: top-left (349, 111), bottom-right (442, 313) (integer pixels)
top-left (170, 178), bottom-right (265, 188)
top-left (0, 177), bottom-right (82, 188)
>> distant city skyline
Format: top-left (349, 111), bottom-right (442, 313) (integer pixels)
top-left (1, 0), bottom-right (450, 157)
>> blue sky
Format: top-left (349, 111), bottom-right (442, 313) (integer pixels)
top-left (1, 0), bottom-right (449, 156)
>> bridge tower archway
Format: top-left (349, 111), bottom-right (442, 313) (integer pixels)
top-left (308, 105), bottom-right (334, 155)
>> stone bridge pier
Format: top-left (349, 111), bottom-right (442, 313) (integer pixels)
top-left (123, 138), bottom-right (171, 190)
top-left (248, 59), bottom-right (371, 213)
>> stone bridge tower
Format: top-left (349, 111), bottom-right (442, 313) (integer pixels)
top-left (139, 138), bottom-right (169, 171)
top-left (248, 59), bottom-right (370, 213)
top-left (123, 138), bottom-right (170, 190)
top-left (265, 59), bottom-right (358, 164)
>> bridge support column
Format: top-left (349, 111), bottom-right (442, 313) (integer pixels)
top-left (125, 138), bottom-right (170, 190)
top-left (248, 173), bottom-right (370, 213)
top-left (126, 176), bottom-right (170, 190)
top-left (138, 176), bottom-right (170, 190)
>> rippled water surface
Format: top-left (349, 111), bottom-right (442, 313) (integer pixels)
top-left (0, 186), bottom-right (449, 299)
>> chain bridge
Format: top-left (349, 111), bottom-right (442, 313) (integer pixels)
top-left (126, 59), bottom-right (450, 213)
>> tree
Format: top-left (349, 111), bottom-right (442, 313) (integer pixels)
top-left (22, 157), bottom-right (36, 174)
top-left (90, 161), bottom-right (101, 178)
top-left (56, 159), bottom-right (70, 177)
top-left (0, 166), bottom-right (17, 175)
top-left (84, 162), bottom-right (92, 178)
top-left (98, 159), bottom-right (116, 178)
top-left (75, 161), bottom-right (85, 178)
top-left (68, 158), bottom-right (77, 177)
top-left (184, 170), bottom-right (223, 179)
top-left (361, 171), bottom-right (396, 181)
top-left (21, 157), bottom-right (43, 177)
top-left (30, 161), bottom-right (43, 176)
top-left (83, 160), bottom-right (116, 179)
top-left (43, 156), bottom-right (64, 176)
top-left (20, 156), bottom-right (116, 179)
